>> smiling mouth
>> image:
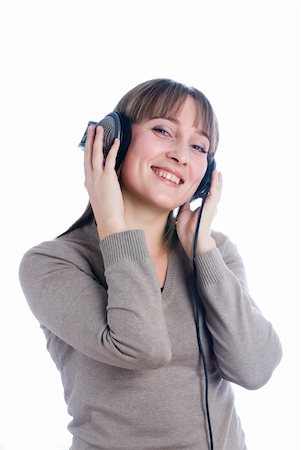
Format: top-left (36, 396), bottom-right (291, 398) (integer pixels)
top-left (151, 167), bottom-right (184, 185)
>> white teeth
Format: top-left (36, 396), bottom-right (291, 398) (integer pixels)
top-left (153, 168), bottom-right (181, 185)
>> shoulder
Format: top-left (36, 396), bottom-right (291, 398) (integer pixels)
top-left (19, 222), bottom-right (102, 277)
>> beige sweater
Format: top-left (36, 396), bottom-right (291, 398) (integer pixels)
top-left (19, 221), bottom-right (282, 450)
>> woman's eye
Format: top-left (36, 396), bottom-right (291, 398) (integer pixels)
top-left (153, 127), bottom-right (171, 137)
top-left (192, 144), bottom-right (208, 154)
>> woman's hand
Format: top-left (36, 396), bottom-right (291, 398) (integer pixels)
top-left (176, 170), bottom-right (223, 260)
top-left (84, 125), bottom-right (128, 240)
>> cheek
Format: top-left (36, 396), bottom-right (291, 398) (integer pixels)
top-left (119, 154), bottom-right (133, 186)
top-left (119, 139), bottom-right (141, 173)
top-left (119, 135), bottom-right (159, 177)
top-left (121, 136), bottom-right (148, 168)
top-left (118, 143), bottom-right (145, 186)
top-left (189, 163), bottom-right (207, 188)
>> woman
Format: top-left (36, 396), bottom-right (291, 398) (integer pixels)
top-left (19, 78), bottom-right (282, 450)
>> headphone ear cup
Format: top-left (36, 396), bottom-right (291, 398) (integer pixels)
top-left (97, 112), bottom-right (132, 169)
top-left (115, 112), bottom-right (132, 169)
top-left (191, 159), bottom-right (216, 201)
top-left (79, 112), bottom-right (132, 170)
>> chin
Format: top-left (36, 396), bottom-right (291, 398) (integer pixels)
top-left (149, 194), bottom-right (191, 212)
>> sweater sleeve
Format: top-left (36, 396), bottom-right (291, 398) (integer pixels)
top-left (19, 230), bottom-right (172, 370)
top-left (194, 232), bottom-right (282, 390)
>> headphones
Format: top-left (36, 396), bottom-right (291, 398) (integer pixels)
top-left (79, 111), bottom-right (216, 201)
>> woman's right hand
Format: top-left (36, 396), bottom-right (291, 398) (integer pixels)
top-left (84, 125), bottom-right (128, 240)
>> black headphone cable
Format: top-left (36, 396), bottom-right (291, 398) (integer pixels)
top-left (192, 192), bottom-right (214, 450)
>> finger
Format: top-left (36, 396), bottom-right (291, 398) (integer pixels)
top-left (92, 126), bottom-right (105, 171)
top-left (176, 202), bottom-right (191, 222)
top-left (84, 124), bottom-right (96, 177)
top-left (178, 201), bottom-right (190, 213)
top-left (104, 138), bottom-right (120, 170)
top-left (208, 170), bottom-right (221, 198)
top-left (216, 172), bottom-right (223, 201)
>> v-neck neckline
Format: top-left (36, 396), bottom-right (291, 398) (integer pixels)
top-left (160, 245), bottom-right (176, 301)
top-left (88, 220), bottom-right (177, 301)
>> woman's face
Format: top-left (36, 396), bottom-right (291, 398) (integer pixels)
top-left (120, 96), bottom-right (210, 212)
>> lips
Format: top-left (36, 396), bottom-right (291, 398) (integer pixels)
top-left (151, 166), bottom-right (184, 185)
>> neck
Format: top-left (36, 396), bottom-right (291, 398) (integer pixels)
top-left (123, 199), bottom-right (171, 257)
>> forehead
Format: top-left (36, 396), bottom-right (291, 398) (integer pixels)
top-left (141, 94), bottom-right (206, 128)
top-left (144, 96), bottom-right (208, 137)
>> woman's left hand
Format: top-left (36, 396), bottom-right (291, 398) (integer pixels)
top-left (176, 170), bottom-right (223, 260)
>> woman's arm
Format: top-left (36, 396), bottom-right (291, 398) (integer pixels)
top-left (19, 230), bottom-right (172, 370)
top-left (194, 231), bottom-right (282, 390)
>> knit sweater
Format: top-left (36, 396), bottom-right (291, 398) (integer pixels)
top-left (19, 221), bottom-right (282, 450)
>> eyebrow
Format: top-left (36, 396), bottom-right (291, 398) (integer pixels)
top-left (156, 117), bottom-right (210, 141)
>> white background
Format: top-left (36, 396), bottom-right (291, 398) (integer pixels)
top-left (0, 0), bottom-right (300, 449)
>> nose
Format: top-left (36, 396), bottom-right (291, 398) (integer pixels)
top-left (166, 146), bottom-right (188, 166)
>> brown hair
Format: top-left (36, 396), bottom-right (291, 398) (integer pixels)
top-left (115, 78), bottom-right (218, 160)
top-left (58, 78), bottom-right (219, 241)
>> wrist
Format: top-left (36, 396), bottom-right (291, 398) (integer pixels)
top-left (196, 235), bottom-right (216, 255)
top-left (97, 220), bottom-right (128, 240)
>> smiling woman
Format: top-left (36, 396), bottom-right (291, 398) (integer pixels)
top-left (18, 78), bottom-right (282, 450)
top-left (119, 97), bottom-right (210, 215)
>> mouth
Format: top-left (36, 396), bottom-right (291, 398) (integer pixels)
top-left (151, 166), bottom-right (184, 185)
